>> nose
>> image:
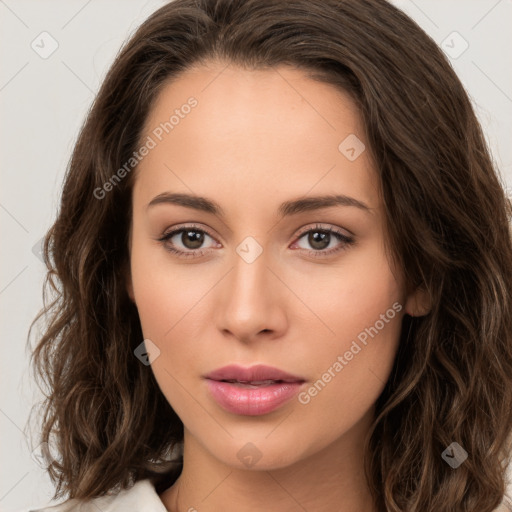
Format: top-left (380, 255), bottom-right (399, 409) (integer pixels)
top-left (215, 244), bottom-right (288, 344)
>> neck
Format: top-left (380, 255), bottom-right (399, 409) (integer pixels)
top-left (159, 410), bottom-right (379, 512)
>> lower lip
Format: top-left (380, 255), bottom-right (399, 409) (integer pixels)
top-left (205, 379), bottom-right (304, 416)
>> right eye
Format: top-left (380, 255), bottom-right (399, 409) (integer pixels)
top-left (157, 224), bottom-right (220, 258)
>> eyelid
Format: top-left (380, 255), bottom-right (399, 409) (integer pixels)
top-left (159, 222), bottom-right (352, 244)
top-left (294, 222), bottom-right (354, 239)
top-left (160, 222), bottom-right (216, 240)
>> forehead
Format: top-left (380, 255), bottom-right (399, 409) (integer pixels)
top-left (134, 62), bottom-right (380, 217)
top-left (143, 62), bottom-right (364, 140)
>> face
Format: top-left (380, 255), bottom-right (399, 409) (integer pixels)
top-left (127, 61), bottom-right (421, 470)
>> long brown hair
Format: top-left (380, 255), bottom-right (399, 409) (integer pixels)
top-left (27, 1), bottom-right (512, 510)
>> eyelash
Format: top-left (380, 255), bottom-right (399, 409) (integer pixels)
top-left (157, 223), bottom-right (355, 259)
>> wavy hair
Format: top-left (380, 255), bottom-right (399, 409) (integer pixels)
top-left (27, 0), bottom-right (512, 510)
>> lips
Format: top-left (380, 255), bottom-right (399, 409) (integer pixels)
top-left (203, 364), bottom-right (306, 415)
top-left (203, 364), bottom-right (305, 385)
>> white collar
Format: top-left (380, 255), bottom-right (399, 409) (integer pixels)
top-left (29, 479), bottom-right (168, 512)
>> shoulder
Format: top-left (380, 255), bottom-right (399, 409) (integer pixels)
top-left (495, 495), bottom-right (512, 512)
top-left (495, 461), bottom-right (512, 512)
top-left (27, 479), bottom-right (168, 512)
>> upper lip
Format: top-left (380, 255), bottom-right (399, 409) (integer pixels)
top-left (204, 364), bottom-right (305, 383)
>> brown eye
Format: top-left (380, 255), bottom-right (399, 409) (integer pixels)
top-left (292, 224), bottom-right (355, 258)
top-left (305, 230), bottom-right (331, 250)
top-left (157, 225), bottom-right (218, 258)
top-left (178, 230), bottom-right (205, 250)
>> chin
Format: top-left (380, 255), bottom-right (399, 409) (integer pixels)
top-left (206, 435), bottom-right (307, 472)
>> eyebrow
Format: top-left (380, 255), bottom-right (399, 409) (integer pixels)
top-left (146, 192), bottom-right (374, 217)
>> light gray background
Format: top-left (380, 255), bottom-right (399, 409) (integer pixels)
top-left (1, 1), bottom-right (511, 510)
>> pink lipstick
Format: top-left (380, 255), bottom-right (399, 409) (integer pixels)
top-left (203, 364), bottom-right (306, 416)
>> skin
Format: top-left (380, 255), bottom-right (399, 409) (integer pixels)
top-left (126, 60), bottom-right (430, 512)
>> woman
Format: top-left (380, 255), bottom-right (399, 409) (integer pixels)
top-left (27, 0), bottom-right (512, 511)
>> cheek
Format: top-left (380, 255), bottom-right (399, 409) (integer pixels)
top-left (291, 237), bottom-right (402, 349)
top-left (129, 233), bottom-right (203, 338)
top-left (129, 240), bottom-right (206, 410)
top-left (293, 246), bottom-right (403, 416)
top-left (293, 308), bottom-right (401, 456)
top-left (129, 236), bottom-right (220, 398)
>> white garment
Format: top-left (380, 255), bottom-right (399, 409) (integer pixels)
top-left (28, 479), bottom-right (168, 512)
top-left (25, 475), bottom-right (512, 512)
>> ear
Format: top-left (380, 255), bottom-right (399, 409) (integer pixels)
top-left (404, 285), bottom-right (431, 317)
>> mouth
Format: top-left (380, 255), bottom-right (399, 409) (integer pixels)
top-left (203, 365), bottom-right (306, 415)
top-left (214, 379), bottom-right (302, 388)
top-left (203, 363), bottom-right (305, 384)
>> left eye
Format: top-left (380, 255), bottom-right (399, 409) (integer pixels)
top-left (292, 226), bottom-right (355, 256)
